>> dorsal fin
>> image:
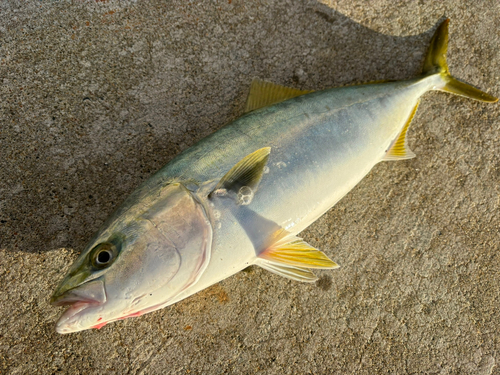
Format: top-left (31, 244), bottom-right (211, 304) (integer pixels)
top-left (209, 147), bottom-right (270, 203)
top-left (245, 78), bottom-right (313, 113)
top-left (383, 100), bottom-right (419, 161)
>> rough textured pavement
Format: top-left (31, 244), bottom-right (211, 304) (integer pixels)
top-left (1, 0), bottom-right (499, 374)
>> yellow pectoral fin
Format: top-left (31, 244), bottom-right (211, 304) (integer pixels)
top-left (209, 147), bottom-right (271, 201)
top-left (245, 78), bottom-right (313, 113)
top-left (383, 100), bottom-right (419, 161)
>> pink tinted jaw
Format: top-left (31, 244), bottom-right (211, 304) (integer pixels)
top-left (57, 299), bottom-right (150, 332)
top-left (55, 301), bottom-right (94, 334)
top-left (90, 309), bottom-right (145, 330)
top-left (53, 279), bottom-right (108, 334)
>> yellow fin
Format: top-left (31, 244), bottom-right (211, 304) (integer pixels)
top-left (423, 19), bottom-right (450, 76)
top-left (383, 100), bottom-right (419, 161)
top-left (209, 147), bottom-right (270, 200)
top-left (259, 238), bottom-right (339, 269)
top-left (441, 77), bottom-right (498, 103)
top-left (256, 259), bottom-right (318, 283)
top-left (245, 78), bottom-right (313, 113)
top-left (423, 19), bottom-right (498, 103)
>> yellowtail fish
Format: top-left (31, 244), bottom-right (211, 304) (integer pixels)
top-left (51, 19), bottom-right (497, 333)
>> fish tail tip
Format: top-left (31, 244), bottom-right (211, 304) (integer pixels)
top-left (423, 18), bottom-right (498, 103)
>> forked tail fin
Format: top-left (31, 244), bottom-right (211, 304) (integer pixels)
top-left (423, 19), bottom-right (498, 103)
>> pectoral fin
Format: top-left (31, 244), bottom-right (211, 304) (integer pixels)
top-left (209, 147), bottom-right (271, 204)
top-left (245, 78), bottom-right (313, 113)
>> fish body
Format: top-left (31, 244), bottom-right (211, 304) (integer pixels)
top-left (51, 20), bottom-right (497, 333)
top-left (167, 74), bottom-right (436, 299)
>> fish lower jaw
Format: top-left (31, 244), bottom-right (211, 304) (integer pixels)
top-left (55, 301), bottom-right (99, 334)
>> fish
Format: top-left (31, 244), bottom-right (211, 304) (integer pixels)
top-left (51, 19), bottom-right (497, 334)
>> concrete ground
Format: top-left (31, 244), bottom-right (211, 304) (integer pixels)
top-left (1, 0), bottom-right (499, 373)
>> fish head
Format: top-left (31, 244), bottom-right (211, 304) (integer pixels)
top-left (51, 183), bottom-right (212, 333)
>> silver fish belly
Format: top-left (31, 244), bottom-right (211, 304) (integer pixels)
top-left (51, 19), bottom-right (497, 333)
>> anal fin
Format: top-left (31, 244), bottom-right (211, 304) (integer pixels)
top-left (383, 100), bottom-right (419, 161)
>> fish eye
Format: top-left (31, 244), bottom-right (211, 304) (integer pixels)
top-left (96, 250), bottom-right (112, 264)
top-left (91, 242), bottom-right (118, 269)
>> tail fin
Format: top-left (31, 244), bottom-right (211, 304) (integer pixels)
top-left (423, 19), bottom-right (498, 103)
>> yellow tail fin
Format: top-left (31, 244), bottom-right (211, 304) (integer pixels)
top-left (423, 19), bottom-right (498, 103)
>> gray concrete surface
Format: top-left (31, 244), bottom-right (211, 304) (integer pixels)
top-left (1, 0), bottom-right (499, 373)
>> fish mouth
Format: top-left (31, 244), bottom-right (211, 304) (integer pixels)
top-left (54, 302), bottom-right (98, 334)
top-left (50, 279), bottom-right (107, 334)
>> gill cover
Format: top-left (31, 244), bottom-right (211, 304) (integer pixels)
top-left (130, 183), bottom-right (213, 308)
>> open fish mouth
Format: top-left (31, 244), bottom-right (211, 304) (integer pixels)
top-left (50, 280), bottom-right (107, 334)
